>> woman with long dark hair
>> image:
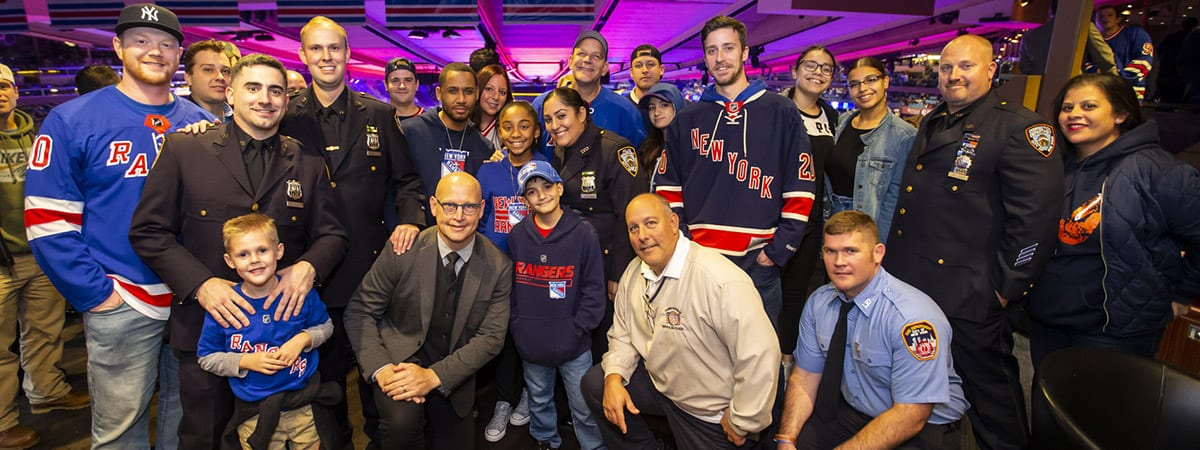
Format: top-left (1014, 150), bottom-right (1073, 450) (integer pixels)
top-left (1027, 73), bottom-right (1200, 367)
top-left (635, 82), bottom-right (685, 175)
top-left (827, 57), bottom-right (916, 240)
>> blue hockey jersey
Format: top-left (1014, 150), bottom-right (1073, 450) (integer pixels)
top-left (25, 86), bottom-right (213, 318)
top-left (477, 152), bottom-right (548, 254)
top-left (652, 79), bottom-right (816, 269)
top-left (1101, 25), bottom-right (1154, 99)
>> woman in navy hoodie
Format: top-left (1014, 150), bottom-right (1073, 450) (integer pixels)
top-left (507, 160), bottom-right (607, 450)
top-left (1027, 73), bottom-right (1200, 367)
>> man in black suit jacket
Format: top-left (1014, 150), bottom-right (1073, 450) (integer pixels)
top-left (279, 17), bottom-right (427, 444)
top-left (130, 54), bottom-right (347, 450)
top-left (345, 172), bottom-right (511, 450)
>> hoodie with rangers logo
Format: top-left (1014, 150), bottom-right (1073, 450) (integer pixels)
top-left (653, 79), bottom-right (816, 269)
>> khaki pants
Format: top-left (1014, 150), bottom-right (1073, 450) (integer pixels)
top-left (0, 254), bottom-right (71, 431)
top-left (237, 404), bottom-right (320, 450)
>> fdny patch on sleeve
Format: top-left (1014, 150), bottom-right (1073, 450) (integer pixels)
top-left (618, 146), bottom-right (639, 177)
top-left (902, 321), bottom-right (938, 361)
top-left (1025, 125), bottom-right (1055, 158)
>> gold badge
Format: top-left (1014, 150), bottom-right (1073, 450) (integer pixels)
top-left (286, 179), bottom-right (304, 208)
top-left (366, 125), bottom-right (381, 156)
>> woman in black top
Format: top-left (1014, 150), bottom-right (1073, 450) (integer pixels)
top-left (779, 45), bottom-right (840, 364)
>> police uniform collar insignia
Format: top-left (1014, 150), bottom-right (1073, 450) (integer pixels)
top-left (579, 146), bottom-right (590, 155)
top-left (1025, 124), bottom-right (1055, 158)
top-left (902, 321), bottom-right (938, 361)
top-left (286, 179), bottom-right (304, 208)
top-left (618, 146), bottom-right (638, 177)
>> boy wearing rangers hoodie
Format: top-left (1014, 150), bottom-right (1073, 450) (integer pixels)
top-left (506, 160), bottom-right (606, 450)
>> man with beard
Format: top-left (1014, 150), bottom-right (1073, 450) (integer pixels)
top-left (24, 4), bottom-right (212, 448)
top-left (182, 39), bottom-right (236, 122)
top-left (277, 16), bottom-right (427, 446)
top-left (533, 31), bottom-right (646, 158)
top-left (386, 58), bottom-right (424, 124)
top-left (130, 53), bottom-right (347, 450)
top-left (399, 63), bottom-right (495, 225)
top-left (884, 35), bottom-right (1062, 450)
top-left (653, 15), bottom-right (816, 325)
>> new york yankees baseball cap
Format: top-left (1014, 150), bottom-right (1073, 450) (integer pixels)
top-left (116, 3), bottom-right (185, 44)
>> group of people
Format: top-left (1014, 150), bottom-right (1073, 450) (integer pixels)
top-left (0, 2), bottom-right (1198, 450)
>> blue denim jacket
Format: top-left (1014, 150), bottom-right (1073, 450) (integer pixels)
top-left (829, 110), bottom-right (916, 242)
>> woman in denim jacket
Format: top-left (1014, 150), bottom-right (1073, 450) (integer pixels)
top-left (828, 57), bottom-right (916, 242)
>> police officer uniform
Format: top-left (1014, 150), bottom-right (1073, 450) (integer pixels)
top-left (553, 124), bottom-right (648, 282)
top-left (280, 85), bottom-right (425, 444)
top-left (884, 91), bottom-right (1063, 450)
top-left (793, 268), bottom-right (968, 449)
top-left (129, 122), bottom-right (347, 449)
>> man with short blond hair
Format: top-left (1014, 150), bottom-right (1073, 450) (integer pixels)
top-left (279, 15), bottom-right (427, 445)
top-left (25, 4), bottom-right (213, 448)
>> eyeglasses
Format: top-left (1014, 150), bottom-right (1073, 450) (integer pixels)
top-left (435, 198), bottom-right (482, 216)
top-left (797, 60), bottom-right (837, 76)
top-left (847, 74), bottom-right (884, 90)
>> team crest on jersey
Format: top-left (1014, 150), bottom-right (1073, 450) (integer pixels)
top-left (548, 281), bottom-right (567, 299)
top-left (1025, 125), bottom-right (1055, 158)
top-left (723, 101), bottom-right (744, 125)
top-left (617, 146), bottom-right (638, 177)
top-left (262, 315), bottom-right (271, 324)
top-left (902, 321), bottom-right (938, 361)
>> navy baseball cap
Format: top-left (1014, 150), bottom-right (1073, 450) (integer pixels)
top-left (518, 160), bottom-right (563, 192)
top-left (116, 3), bottom-right (184, 44)
top-left (630, 44), bottom-right (661, 63)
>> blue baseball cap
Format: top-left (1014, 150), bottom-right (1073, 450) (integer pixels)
top-left (517, 160), bottom-right (563, 192)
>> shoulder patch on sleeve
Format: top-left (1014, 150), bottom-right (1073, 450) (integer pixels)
top-left (618, 146), bottom-right (639, 177)
top-left (1025, 124), bottom-right (1055, 158)
top-left (902, 321), bottom-right (938, 361)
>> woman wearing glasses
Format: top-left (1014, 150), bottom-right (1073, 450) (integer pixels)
top-left (542, 87), bottom-right (649, 358)
top-left (828, 57), bottom-right (916, 242)
top-left (778, 45), bottom-right (841, 370)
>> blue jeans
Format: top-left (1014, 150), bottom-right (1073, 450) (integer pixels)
top-left (83, 301), bottom-right (179, 449)
top-left (523, 350), bottom-right (605, 450)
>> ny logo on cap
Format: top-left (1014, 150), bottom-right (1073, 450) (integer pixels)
top-left (141, 5), bottom-right (159, 22)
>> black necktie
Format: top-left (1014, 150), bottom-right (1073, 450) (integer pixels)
top-left (815, 300), bottom-right (854, 420)
top-left (444, 252), bottom-right (461, 282)
top-left (244, 139), bottom-right (265, 191)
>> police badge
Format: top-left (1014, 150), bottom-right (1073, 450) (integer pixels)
top-left (581, 171), bottom-right (597, 199)
top-left (366, 125), bottom-right (382, 156)
top-left (286, 179), bottom-right (304, 208)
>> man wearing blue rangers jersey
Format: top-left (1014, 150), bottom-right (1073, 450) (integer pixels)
top-left (23, 4), bottom-right (212, 448)
top-left (1093, 5), bottom-right (1154, 99)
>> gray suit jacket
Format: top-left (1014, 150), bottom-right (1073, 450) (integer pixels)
top-left (344, 227), bottom-right (512, 416)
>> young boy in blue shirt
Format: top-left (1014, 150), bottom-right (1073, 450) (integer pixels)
top-left (507, 160), bottom-right (607, 450)
top-left (197, 213), bottom-right (333, 449)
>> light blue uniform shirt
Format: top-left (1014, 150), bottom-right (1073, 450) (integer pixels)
top-left (794, 267), bottom-right (969, 424)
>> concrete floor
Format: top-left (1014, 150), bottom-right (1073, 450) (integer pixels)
top-left (17, 314), bottom-right (1035, 450)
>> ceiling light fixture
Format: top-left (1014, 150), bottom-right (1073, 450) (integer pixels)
top-left (409, 30), bottom-right (428, 40)
top-left (443, 30), bottom-right (461, 39)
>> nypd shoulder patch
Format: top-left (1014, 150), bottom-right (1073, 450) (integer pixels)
top-left (1025, 124), bottom-right (1055, 158)
top-left (618, 146), bottom-right (638, 177)
top-left (902, 321), bottom-right (938, 361)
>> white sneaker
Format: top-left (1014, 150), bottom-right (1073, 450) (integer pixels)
top-left (485, 401), bottom-right (512, 442)
top-left (509, 389), bottom-right (532, 426)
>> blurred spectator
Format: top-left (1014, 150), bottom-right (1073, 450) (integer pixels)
top-left (470, 47), bottom-right (502, 72)
top-left (74, 65), bottom-right (120, 95)
top-left (1020, 0), bottom-right (1116, 76)
top-left (1092, 5), bottom-right (1154, 99)
top-left (286, 69), bottom-right (306, 96)
top-left (1154, 17), bottom-right (1197, 103)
